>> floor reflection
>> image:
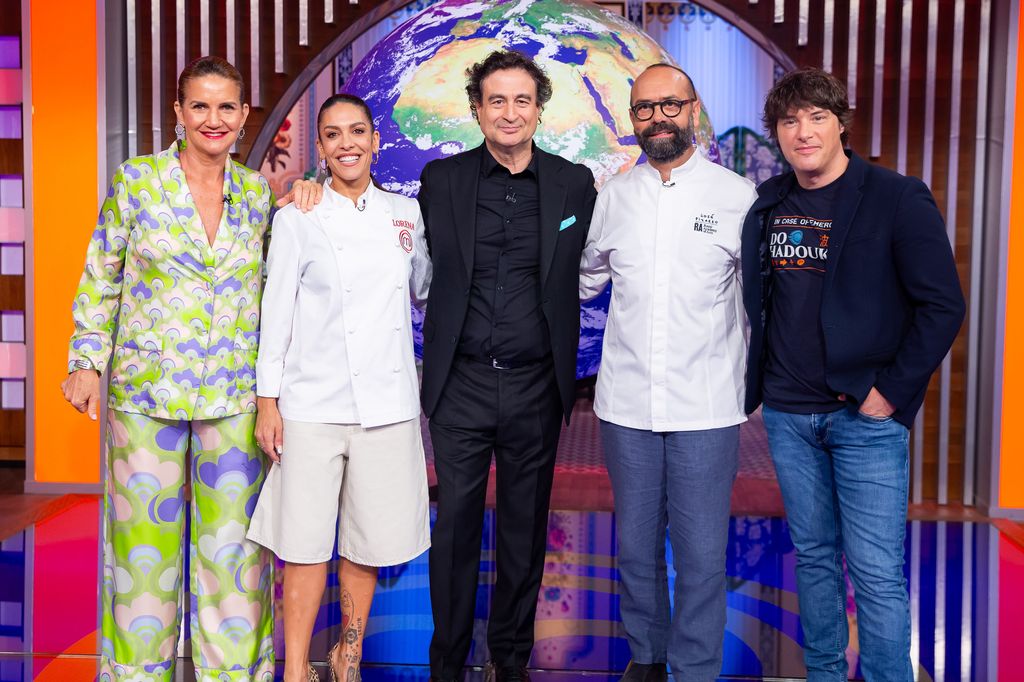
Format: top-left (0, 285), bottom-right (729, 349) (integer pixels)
top-left (0, 497), bottom-right (1017, 681)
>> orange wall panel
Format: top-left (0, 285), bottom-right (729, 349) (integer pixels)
top-left (30, 1), bottom-right (100, 484)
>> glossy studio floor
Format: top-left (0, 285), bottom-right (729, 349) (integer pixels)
top-left (1, 408), bottom-right (1022, 681)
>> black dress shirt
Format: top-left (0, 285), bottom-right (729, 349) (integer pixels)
top-left (458, 146), bottom-right (550, 361)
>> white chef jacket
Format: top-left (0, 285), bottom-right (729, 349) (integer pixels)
top-left (579, 152), bottom-right (757, 432)
top-left (256, 180), bottom-right (431, 427)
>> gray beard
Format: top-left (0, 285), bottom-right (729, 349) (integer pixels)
top-left (639, 123), bottom-right (694, 162)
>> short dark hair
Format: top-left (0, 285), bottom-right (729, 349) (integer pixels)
top-left (317, 93), bottom-right (376, 132)
top-left (762, 67), bottom-right (852, 145)
top-left (465, 50), bottom-right (553, 119)
top-left (177, 56), bottom-right (246, 105)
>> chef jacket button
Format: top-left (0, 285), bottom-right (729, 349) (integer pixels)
top-left (353, 369), bottom-right (360, 376)
top-left (396, 283), bottom-right (402, 289)
top-left (347, 329), bottom-right (355, 335)
top-left (394, 325), bottom-right (401, 331)
top-left (336, 245), bottom-right (344, 251)
top-left (345, 286), bottom-right (352, 293)
top-left (393, 367), bottom-right (401, 373)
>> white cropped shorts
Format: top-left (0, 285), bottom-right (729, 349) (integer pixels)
top-left (247, 418), bottom-right (430, 566)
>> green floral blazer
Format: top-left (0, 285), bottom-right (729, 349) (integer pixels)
top-left (68, 142), bottom-right (273, 420)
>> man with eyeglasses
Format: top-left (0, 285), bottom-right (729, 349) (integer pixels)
top-left (579, 63), bottom-right (756, 682)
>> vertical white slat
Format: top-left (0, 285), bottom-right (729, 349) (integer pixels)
top-left (934, 521), bottom-right (947, 682)
top-left (909, 520), bottom-right (922, 678)
top-left (960, 522), bottom-right (973, 681)
top-left (923, 0), bottom-right (938, 187)
top-left (965, 0), bottom-right (993, 507)
top-left (913, 4), bottom-right (938, 504)
top-left (275, 0), bottom-right (284, 73)
top-left (848, 0), bottom-right (861, 108)
top-left (201, 0), bottom-right (210, 55)
top-left (127, 0), bottom-right (138, 157)
top-left (250, 0), bottom-right (261, 106)
top-left (176, 0), bottom-right (185, 75)
top-left (798, 0), bottom-right (809, 45)
top-left (299, 0), bottom-right (309, 46)
top-left (938, 0), bottom-right (965, 507)
top-left (227, 0), bottom-right (236, 65)
top-left (870, 0), bottom-right (886, 157)
top-left (774, 0), bottom-right (784, 23)
top-left (326, 0), bottom-right (334, 22)
top-left (897, 0), bottom-right (912, 174)
top-left (823, 0), bottom-right (835, 71)
top-left (151, 0), bottom-right (162, 153)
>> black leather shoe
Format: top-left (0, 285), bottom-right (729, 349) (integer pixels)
top-left (483, 661), bottom-right (531, 682)
top-left (619, 661), bottom-right (667, 682)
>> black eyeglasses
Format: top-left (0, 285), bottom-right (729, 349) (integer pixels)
top-left (630, 98), bottom-right (696, 121)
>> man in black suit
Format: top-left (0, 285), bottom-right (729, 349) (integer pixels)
top-left (417, 50), bottom-right (597, 682)
top-left (741, 68), bottom-right (964, 680)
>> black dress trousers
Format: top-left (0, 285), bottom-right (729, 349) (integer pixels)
top-left (427, 355), bottom-right (563, 678)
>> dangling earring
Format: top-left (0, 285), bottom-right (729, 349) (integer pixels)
top-left (372, 151), bottom-right (379, 166)
top-left (238, 127), bottom-right (246, 140)
top-left (175, 122), bottom-right (185, 140)
top-left (319, 158), bottom-right (328, 174)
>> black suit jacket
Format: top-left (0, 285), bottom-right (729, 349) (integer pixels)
top-left (417, 144), bottom-right (597, 422)
top-left (741, 151), bottom-right (965, 428)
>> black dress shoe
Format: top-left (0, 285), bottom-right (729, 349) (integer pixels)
top-left (619, 661), bottom-right (667, 682)
top-left (483, 661), bottom-right (531, 682)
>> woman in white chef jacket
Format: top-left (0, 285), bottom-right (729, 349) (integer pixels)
top-left (246, 93), bottom-right (431, 682)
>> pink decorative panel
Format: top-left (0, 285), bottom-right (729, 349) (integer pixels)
top-left (0, 70), bottom-right (20, 105)
top-left (0, 207), bottom-right (24, 241)
top-left (0, 341), bottom-right (26, 378)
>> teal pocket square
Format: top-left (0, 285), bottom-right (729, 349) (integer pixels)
top-left (559, 215), bottom-right (577, 231)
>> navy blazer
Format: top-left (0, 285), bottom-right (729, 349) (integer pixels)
top-left (417, 144), bottom-right (597, 422)
top-left (741, 151), bottom-right (966, 428)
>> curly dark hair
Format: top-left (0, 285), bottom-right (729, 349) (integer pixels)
top-left (465, 50), bottom-right (553, 119)
top-left (762, 67), bottom-right (852, 145)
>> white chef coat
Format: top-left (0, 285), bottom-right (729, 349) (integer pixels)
top-left (580, 151), bottom-right (757, 432)
top-left (256, 180), bottom-right (431, 427)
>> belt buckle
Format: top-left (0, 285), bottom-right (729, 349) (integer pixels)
top-left (490, 357), bottom-right (511, 370)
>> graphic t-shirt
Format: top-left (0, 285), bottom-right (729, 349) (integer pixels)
top-left (762, 177), bottom-right (846, 413)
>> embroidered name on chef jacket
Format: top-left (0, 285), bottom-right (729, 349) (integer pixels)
top-left (393, 218), bottom-right (415, 252)
top-left (693, 212), bottom-right (719, 235)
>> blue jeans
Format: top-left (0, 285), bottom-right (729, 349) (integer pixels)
top-left (761, 405), bottom-right (913, 682)
top-left (600, 420), bottom-right (739, 682)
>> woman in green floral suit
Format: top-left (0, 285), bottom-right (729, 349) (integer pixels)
top-left (62, 56), bottom-right (278, 682)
